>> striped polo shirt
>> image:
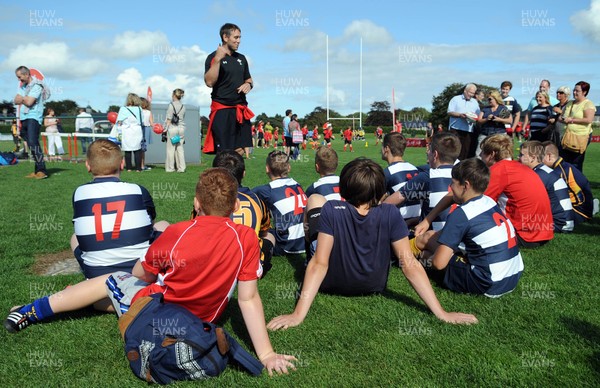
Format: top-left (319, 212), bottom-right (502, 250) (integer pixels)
top-left (384, 161), bottom-right (420, 220)
top-left (73, 177), bottom-right (155, 267)
top-left (253, 177), bottom-right (307, 254)
top-left (305, 175), bottom-right (341, 201)
top-left (438, 195), bottom-right (524, 297)
top-left (533, 164), bottom-right (574, 232)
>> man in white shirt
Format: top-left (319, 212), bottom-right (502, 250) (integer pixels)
top-left (75, 107), bottom-right (94, 153)
top-left (447, 83), bottom-right (480, 160)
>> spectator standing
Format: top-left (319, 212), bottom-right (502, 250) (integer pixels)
top-left (447, 83), bottom-right (480, 160)
top-left (43, 108), bottom-right (64, 161)
top-left (75, 107), bottom-right (94, 154)
top-left (115, 93), bottom-right (144, 172)
top-left (558, 81), bottom-right (596, 172)
top-left (14, 65), bottom-right (47, 179)
top-left (165, 89), bottom-right (186, 173)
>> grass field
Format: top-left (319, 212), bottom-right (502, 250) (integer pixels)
top-left (1, 136), bottom-right (599, 387)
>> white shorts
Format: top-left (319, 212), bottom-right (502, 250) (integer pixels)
top-left (105, 271), bottom-right (149, 317)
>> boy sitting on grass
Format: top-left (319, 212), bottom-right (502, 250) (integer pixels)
top-left (210, 150), bottom-right (276, 277)
top-left (412, 158), bottom-right (524, 298)
top-left (253, 150), bottom-right (307, 256)
top-left (5, 168), bottom-right (296, 376)
top-left (267, 157), bottom-right (478, 330)
top-left (304, 146), bottom-right (341, 262)
top-left (72, 139), bottom-right (169, 282)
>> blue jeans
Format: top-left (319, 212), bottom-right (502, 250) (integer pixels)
top-left (21, 119), bottom-right (46, 174)
top-left (78, 127), bottom-right (93, 153)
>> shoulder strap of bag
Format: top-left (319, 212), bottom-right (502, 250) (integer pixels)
top-left (125, 107), bottom-right (143, 128)
top-left (171, 102), bottom-right (182, 116)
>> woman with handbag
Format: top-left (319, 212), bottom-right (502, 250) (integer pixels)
top-left (115, 93), bottom-right (144, 172)
top-left (165, 89), bottom-right (186, 173)
top-left (559, 81), bottom-right (596, 172)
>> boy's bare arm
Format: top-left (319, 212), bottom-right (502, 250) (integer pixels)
top-left (383, 190), bottom-right (405, 206)
top-left (267, 233), bottom-right (333, 330)
top-left (237, 280), bottom-right (297, 376)
top-left (414, 193), bottom-right (455, 236)
top-left (393, 238), bottom-right (478, 325)
top-left (131, 260), bottom-right (157, 284)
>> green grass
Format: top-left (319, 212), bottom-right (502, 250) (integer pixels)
top-left (1, 137), bottom-right (599, 387)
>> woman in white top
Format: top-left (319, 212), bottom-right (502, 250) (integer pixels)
top-left (116, 93), bottom-right (144, 171)
top-left (43, 108), bottom-right (64, 161)
top-left (165, 89), bottom-right (186, 173)
top-left (140, 97), bottom-right (153, 170)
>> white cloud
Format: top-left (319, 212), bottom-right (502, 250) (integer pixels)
top-left (341, 20), bottom-right (394, 45)
top-left (111, 67), bottom-right (212, 108)
top-left (571, 0), bottom-right (600, 44)
top-left (108, 30), bottom-right (170, 59)
top-left (0, 42), bottom-right (106, 79)
top-left (152, 44), bottom-right (210, 74)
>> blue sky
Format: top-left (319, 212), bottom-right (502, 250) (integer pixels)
top-left (1, 0), bottom-right (599, 119)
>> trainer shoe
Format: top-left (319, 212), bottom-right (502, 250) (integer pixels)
top-left (34, 172), bottom-right (48, 179)
top-left (4, 308), bottom-right (30, 333)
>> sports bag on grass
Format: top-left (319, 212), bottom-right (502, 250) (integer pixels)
top-left (0, 152), bottom-right (18, 165)
top-left (118, 293), bottom-right (263, 385)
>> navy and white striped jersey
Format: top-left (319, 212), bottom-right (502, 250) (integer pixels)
top-left (438, 195), bottom-right (524, 297)
top-left (533, 164), bottom-right (574, 232)
top-left (253, 177), bottom-right (307, 254)
top-left (73, 177), bottom-right (155, 267)
top-left (384, 161), bottom-right (420, 220)
top-left (401, 164), bottom-right (453, 231)
top-left (305, 175), bottom-right (341, 201)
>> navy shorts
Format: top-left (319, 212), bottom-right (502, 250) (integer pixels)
top-left (74, 247), bottom-right (139, 279)
top-left (443, 254), bottom-right (489, 295)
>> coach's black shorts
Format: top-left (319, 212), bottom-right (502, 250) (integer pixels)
top-left (211, 108), bottom-right (252, 152)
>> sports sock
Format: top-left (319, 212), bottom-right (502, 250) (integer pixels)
top-left (18, 296), bottom-right (54, 323)
top-left (409, 237), bottom-right (422, 258)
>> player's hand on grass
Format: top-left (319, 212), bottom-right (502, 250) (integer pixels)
top-left (439, 311), bottom-right (478, 325)
top-left (259, 352), bottom-right (298, 376)
top-left (267, 314), bottom-right (303, 331)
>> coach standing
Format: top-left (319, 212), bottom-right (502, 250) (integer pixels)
top-left (204, 23), bottom-right (254, 156)
top-left (447, 83), bottom-right (480, 160)
top-left (14, 66), bottom-right (47, 179)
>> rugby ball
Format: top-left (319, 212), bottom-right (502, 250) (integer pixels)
top-left (153, 123), bottom-right (164, 134)
top-left (465, 112), bottom-right (478, 122)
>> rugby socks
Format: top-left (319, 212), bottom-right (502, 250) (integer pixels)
top-left (18, 296), bottom-right (54, 323)
top-left (409, 237), bottom-right (422, 258)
